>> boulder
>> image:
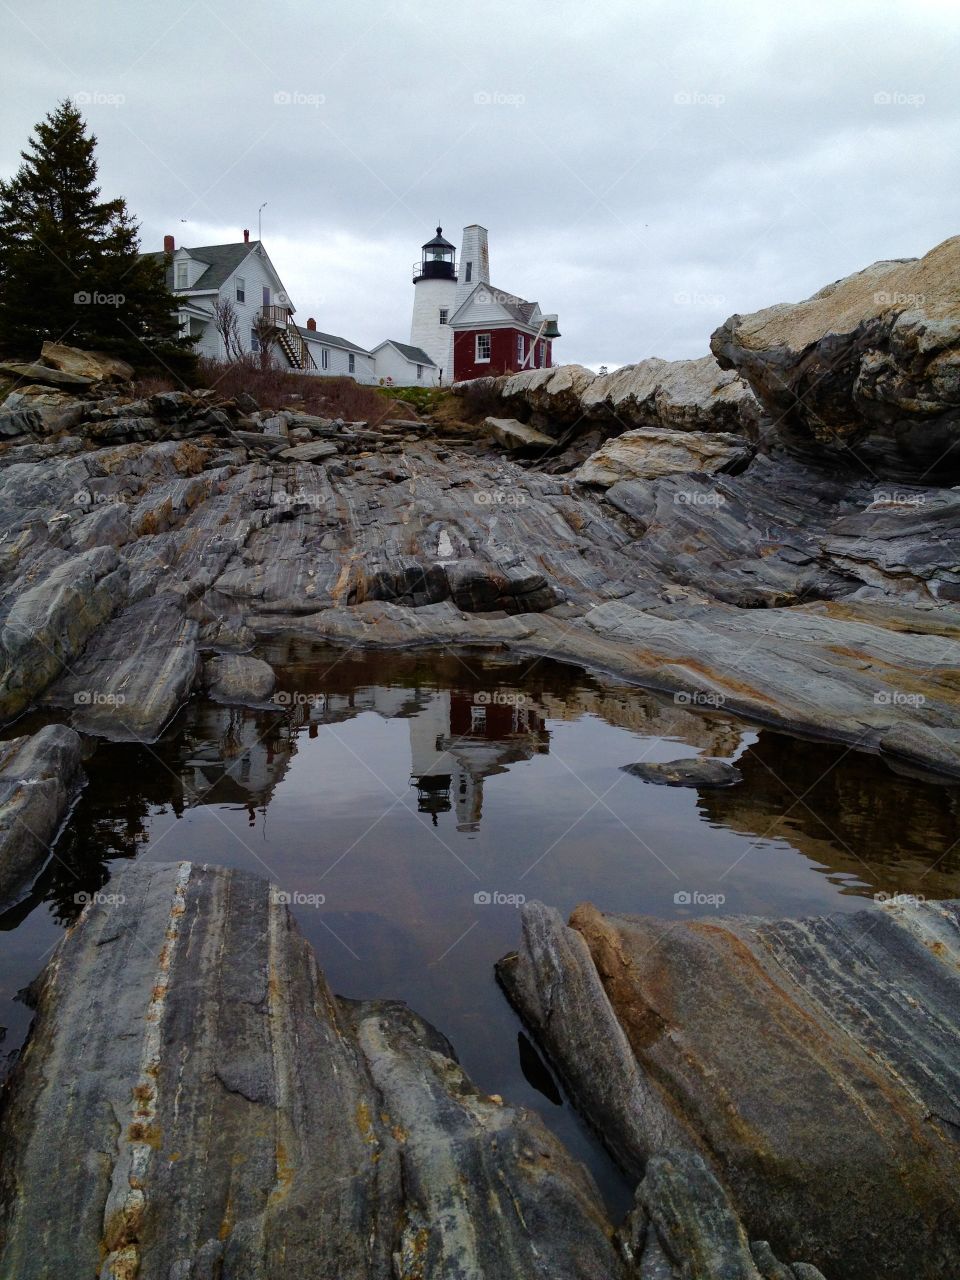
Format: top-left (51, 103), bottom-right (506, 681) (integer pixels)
top-left (575, 427), bottom-right (751, 487)
top-left (581, 355), bottom-right (760, 436)
top-left (487, 364), bottom-right (598, 425)
top-left (39, 341), bottom-right (133, 383)
top-left (498, 898), bottom-right (960, 1280)
top-left (202, 652), bottom-right (276, 704)
top-left (621, 757), bottom-right (742, 787)
top-left (484, 416), bottom-right (555, 450)
top-left (0, 724), bottom-right (84, 907)
top-left (711, 234), bottom-right (960, 479)
top-left (0, 361), bottom-right (93, 388)
top-left (0, 861), bottom-right (629, 1279)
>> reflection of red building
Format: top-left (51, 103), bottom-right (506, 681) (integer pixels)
top-left (448, 692), bottom-right (547, 742)
top-left (409, 690), bottom-right (549, 830)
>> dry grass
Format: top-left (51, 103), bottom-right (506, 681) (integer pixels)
top-left (133, 355), bottom-right (415, 426)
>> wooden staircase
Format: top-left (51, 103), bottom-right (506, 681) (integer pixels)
top-left (262, 306), bottom-right (316, 371)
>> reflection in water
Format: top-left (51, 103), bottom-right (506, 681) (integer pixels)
top-left (3, 643), bottom-right (960, 1205)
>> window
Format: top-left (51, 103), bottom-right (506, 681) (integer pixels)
top-left (348, 353), bottom-right (355, 373)
top-left (416, 364), bottom-right (423, 380)
top-left (439, 308), bottom-right (448, 325)
top-left (516, 333), bottom-right (525, 363)
top-left (250, 328), bottom-right (259, 353)
top-left (321, 348), bottom-right (329, 370)
top-left (235, 276), bottom-right (245, 304)
top-left (465, 261), bottom-right (472, 283)
top-left (174, 261), bottom-right (188, 290)
top-left (475, 333), bottom-right (491, 363)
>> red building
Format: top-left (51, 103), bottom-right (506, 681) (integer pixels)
top-left (449, 282), bottom-right (559, 381)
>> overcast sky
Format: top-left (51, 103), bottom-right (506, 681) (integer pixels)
top-left (3, 0), bottom-right (957, 369)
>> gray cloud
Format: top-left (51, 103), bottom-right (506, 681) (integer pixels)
top-left (3, 0), bottom-right (957, 367)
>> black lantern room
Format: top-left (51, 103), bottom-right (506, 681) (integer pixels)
top-left (413, 226), bottom-right (456, 282)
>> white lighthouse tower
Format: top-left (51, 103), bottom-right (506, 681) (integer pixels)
top-left (409, 227), bottom-right (458, 381)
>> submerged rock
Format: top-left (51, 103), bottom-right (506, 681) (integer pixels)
top-left (498, 898), bottom-right (960, 1280)
top-left (202, 652), bottom-right (276, 704)
top-left (0, 861), bottom-right (629, 1279)
top-left (0, 724), bottom-right (83, 908)
top-left (621, 757), bottom-right (742, 787)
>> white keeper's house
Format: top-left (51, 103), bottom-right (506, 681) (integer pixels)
top-left (145, 231), bottom-right (378, 382)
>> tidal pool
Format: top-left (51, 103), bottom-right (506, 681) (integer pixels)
top-left (3, 642), bottom-right (959, 1206)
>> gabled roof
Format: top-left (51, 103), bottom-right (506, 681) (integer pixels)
top-left (371, 340), bottom-right (437, 367)
top-left (296, 326), bottom-right (371, 356)
top-left (142, 241), bottom-right (263, 293)
top-left (448, 282), bottom-right (540, 328)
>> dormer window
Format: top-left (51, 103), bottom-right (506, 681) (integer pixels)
top-left (235, 276), bottom-right (245, 304)
top-left (174, 261), bottom-right (189, 290)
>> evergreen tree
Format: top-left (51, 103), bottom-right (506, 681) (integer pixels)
top-left (0, 100), bottom-right (193, 370)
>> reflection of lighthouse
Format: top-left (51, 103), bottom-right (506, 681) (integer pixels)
top-left (408, 691), bottom-right (548, 831)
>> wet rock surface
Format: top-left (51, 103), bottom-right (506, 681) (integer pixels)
top-left (498, 898), bottom-right (960, 1280)
top-left (0, 723), bottom-right (84, 908)
top-left (0, 861), bottom-right (628, 1279)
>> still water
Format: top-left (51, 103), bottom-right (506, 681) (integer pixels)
top-left (3, 643), bottom-right (959, 1205)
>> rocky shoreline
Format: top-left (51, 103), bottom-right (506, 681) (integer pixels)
top-left (1, 236), bottom-right (959, 1275)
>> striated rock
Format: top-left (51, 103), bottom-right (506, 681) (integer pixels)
top-left (621, 757), bottom-right (742, 788)
top-left (278, 440), bottom-right (339, 462)
top-left (498, 898), bottom-right (960, 1280)
top-left (484, 416), bottom-right (556, 450)
top-left (41, 595), bottom-right (199, 742)
top-left (0, 546), bottom-right (126, 722)
top-left (0, 724), bottom-right (83, 908)
top-left (202, 652), bottom-right (276, 704)
top-left (0, 861), bottom-right (629, 1279)
top-left (711, 234), bottom-right (960, 479)
top-left (0, 360), bottom-right (93, 388)
top-left (575, 427), bottom-right (751, 487)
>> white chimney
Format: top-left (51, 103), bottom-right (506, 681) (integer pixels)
top-left (455, 224), bottom-right (490, 308)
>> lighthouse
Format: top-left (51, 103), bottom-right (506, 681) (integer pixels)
top-left (409, 227), bottom-right (458, 381)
